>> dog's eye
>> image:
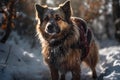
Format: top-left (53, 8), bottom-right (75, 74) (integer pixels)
top-left (55, 16), bottom-right (61, 21)
top-left (44, 16), bottom-right (49, 21)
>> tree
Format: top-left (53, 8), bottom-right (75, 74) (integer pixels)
top-left (104, 0), bottom-right (113, 38)
top-left (112, 0), bottom-right (120, 42)
top-left (0, 0), bottom-right (16, 43)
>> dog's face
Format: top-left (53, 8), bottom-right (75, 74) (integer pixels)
top-left (36, 1), bottom-right (72, 41)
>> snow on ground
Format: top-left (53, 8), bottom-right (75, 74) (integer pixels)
top-left (0, 43), bottom-right (50, 80)
top-left (98, 45), bottom-right (120, 80)
top-left (0, 31), bottom-right (120, 80)
top-left (80, 39), bottom-right (120, 80)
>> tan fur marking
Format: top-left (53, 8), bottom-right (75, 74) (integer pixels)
top-left (57, 20), bottom-right (69, 31)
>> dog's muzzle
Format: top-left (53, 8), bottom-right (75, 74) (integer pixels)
top-left (45, 22), bottom-right (60, 35)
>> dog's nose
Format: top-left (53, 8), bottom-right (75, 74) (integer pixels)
top-left (46, 24), bottom-right (54, 33)
top-left (46, 23), bottom-right (60, 35)
top-left (47, 24), bottom-right (53, 32)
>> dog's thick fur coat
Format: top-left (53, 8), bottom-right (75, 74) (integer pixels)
top-left (35, 1), bottom-right (98, 80)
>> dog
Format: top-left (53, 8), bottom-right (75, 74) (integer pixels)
top-left (35, 1), bottom-right (98, 80)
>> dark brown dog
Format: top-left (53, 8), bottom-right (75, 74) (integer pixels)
top-left (35, 1), bottom-right (98, 80)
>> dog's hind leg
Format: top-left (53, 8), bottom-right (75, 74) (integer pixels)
top-left (83, 55), bottom-right (98, 79)
top-left (83, 41), bottom-right (98, 79)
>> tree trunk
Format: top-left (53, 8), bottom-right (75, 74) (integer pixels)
top-left (112, 0), bottom-right (120, 42)
top-left (104, 0), bottom-right (111, 38)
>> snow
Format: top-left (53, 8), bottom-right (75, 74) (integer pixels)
top-left (0, 32), bottom-right (120, 80)
top-left (98, 46), bottom-right (120, 80)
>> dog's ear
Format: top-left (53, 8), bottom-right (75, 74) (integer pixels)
top-left (35, 4), bottom-right (46, 22)
top-left (60, 0), bottom-right (72, 21)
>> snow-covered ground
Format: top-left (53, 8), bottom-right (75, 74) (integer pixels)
top-left (98, 45), bottom-right (120, 80)
top-left (0, 31), bottom-right (120, 80)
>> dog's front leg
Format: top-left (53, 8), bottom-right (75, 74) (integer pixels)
top-left (71, 64), bottom-right (81, 80)
top-left (49, 64), bottom-right (59, 80)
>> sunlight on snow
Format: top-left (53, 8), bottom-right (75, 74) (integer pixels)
top-left (23, 51), bottom-right (34, 58)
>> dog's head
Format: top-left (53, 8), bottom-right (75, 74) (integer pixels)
top-left (35, 1), bottom-right (73, 42)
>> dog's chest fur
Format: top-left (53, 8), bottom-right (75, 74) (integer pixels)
top-left (45, 44), bottom-right (81, 73)
top-left (49, 45), bottom-right (67, 69)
